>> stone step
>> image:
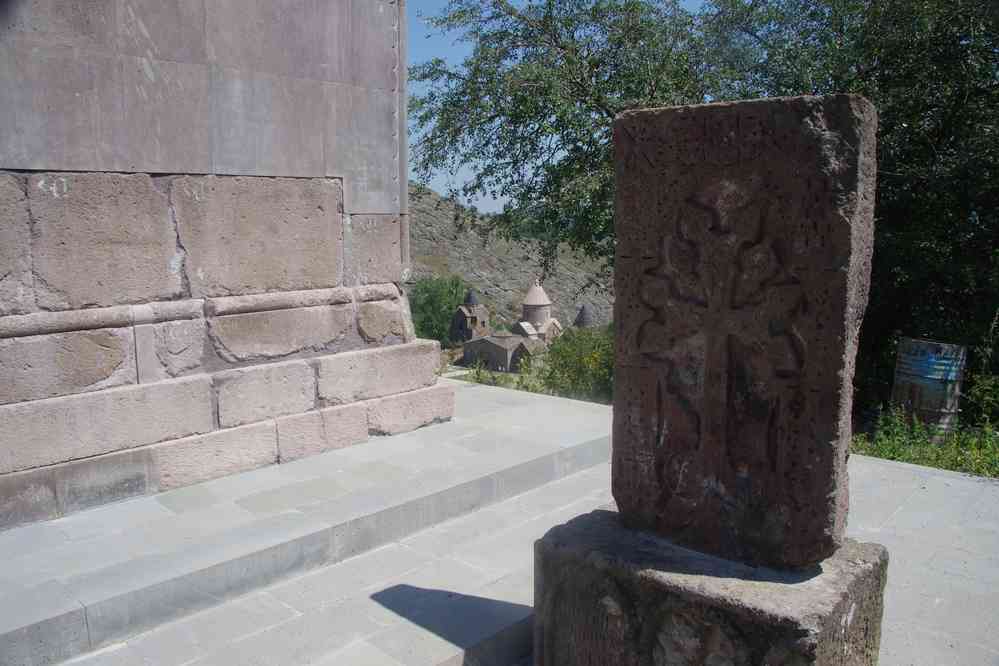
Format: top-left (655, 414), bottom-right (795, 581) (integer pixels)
top-left (63, 463), bottom-right (613, 666)
top-left (0, 380), bottom-right (612, 666)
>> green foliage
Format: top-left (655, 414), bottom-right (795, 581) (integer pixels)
top-left (966, 309), bottom-right (999, 426)
top-left (540, 326), bottom-right (615, 403)
top-left (460, 326), bottom-right (615, 403)
top-left (408, 275), bottom-right (467, 347)
top-left (410, 0), bottom-right (707, 273)
top-left (701, 0), bottom-right (999, 413)
top-left (852, 408), bottom-right (999, 479)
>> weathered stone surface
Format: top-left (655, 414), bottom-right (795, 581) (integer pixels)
top-left (0, 306), bottom-right (133, 339)
top-left (355, 283), bottom-right (400, 303)
top-left (117, 56), bottom-right (212, 173)
top-left (612, 95), bottom-right (877, 567)
top-left (0, 467), bottom-right (58, 529)
top-left (151, 422), bottom-right (278, 491)
top-left (206, 288), bottom-right (352, 317)
top-left (28, 173), bottom-right (183, 309)
top-left (208, 306), bottom-right (355, 363)
top-left (326, 85), bottom-right (400, 214)
top-left (357, 301), bottom-right (406, 344)
top-left (316, 341), bottom-right (440, 405)
top-left (0, 42), bottom-right (119, 171)
top-left (534, 510), bottom-right (888, 666)
top-left (367, 385), bottom-right (455, 436)
top-left (117, 0), bottom-right (207, 63)
top-left (323, 0), bottom-right (399, 90)
top-left (276, 403), bottom-right (369, 463)
top-left (206, 0), bottom-right (325, 81)
top-left (135, 319), bottom-right (210, 383)
top-left (0, 376), bottom-right (214, 474)
top-left (212, 68), bottom-right (326, 177)
top-left (1, 447), bottom-right (155, 529)
top-left (0, 327), bottom-right (136, 404)
top-left (344, 214), bottom-right (402, 284)
top-left (0, 0), bottom-right (117, 52)
top-left (0, 174), bottom-right (35, 315)
top-left (215, 361), bottom-right (316, 428)
top-left (171, 176), bottom-right (342, 297)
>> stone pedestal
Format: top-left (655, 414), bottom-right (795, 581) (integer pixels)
top-left (535, 510), bottom-right (888, 666)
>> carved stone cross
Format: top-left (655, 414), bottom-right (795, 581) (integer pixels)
top-left (613, 96), bottom-right (877, 568)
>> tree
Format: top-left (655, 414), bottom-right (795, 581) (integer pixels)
top-left (407, 275), bottom-right (468, 347)
top-left (410, 0), bottom-right (708, 273)
top-left (702, 0), bottom-right (999, 410)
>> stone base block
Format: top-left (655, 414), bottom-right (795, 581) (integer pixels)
top-left (534, 510), bottom-right (888, 666)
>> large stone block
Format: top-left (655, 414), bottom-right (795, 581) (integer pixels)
top-left (208, 305), bottom-right (355, 363)
top-left (117, 56), bottom-right (212, 173)
top-left (206, 0), bottom-right (325, 80)
top-left (357, 301), bottom-right (406, 344)
top-left (324, 0), bottom-right (399, 90)
top-left (0, 327), bottom-right (136, 405)
top-left (326, 85), bottom-right (400, 214)
top-left (344, 214), bottom-right (402, 284)
top-left (534, 510), bottom-right (888, 666)
top-left (612, 95), bottom-right (877, 567)
top-left (28, 172), bottom-right (183, 309)
top-left (0, 0), bottom-right (117, 52)
top-left (316, 341), bottom-right (440, 405)
top-left (276, 403), bottom-right (369, 463)
top-left (151, 422), bottom-right (278, 491)
top-left (0, 376), bottom-right (214, 474)
top-left (171, 176), bottom-right (342, 297)
top-left (117, 0), bottom-right (208, 64)
top-left (135, 318), bottom-right (211, 383)
top-left (0, 43), bottom-right (119, 172)
top-left (211, 68), bottom-right (326, 177)
top-left (0, 174), bottom-right (34, 315)
top-left (215, 361), bottom-right (316, 428)
top-left (367, 385), bottom-right (455, 436)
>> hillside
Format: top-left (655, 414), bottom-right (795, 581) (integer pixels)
top-left (407, 184), bottom-right (613, 328)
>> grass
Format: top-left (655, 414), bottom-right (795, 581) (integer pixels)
top-left (851, 409), bottom-right (999, 478)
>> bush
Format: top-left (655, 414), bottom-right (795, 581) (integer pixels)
top-left (851, 408), bottom-right (999, 478)
top-left (539, 326), bottom-right (614, 404)
top-left (407, 275), bottom-right (466, 347)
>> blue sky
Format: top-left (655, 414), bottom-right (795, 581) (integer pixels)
top-left (407, 1), bottom-right (704, 212)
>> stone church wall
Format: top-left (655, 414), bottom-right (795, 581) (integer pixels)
top-left (0, 0), bottom-right (453, 530)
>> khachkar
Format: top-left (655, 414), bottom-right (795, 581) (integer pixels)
top-left (535, 96), bottom-right (888, 664)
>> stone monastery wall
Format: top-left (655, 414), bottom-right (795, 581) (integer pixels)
top-left (0, 0), bottom-right (454, 530)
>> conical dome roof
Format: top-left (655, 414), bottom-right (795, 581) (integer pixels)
top-left (573, 304), bottom-right (595, 328)
top-left (523, 279), bottom-right (551, 306)
top-left (463, 289), bottom-right (480, 306)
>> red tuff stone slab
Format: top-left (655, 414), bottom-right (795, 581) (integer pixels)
top-left (612, 95), bottom-right (877, 568)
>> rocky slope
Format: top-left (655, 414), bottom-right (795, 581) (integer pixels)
top-left (407, 184), bottom-right (613, 328)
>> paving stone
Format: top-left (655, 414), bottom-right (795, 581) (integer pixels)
top-left (236, 476), bottom-right (348, 516)
top-left (0, 580), bottom-right (90, 666)
top-left (151, 422), bottom-right (278, 491)
top-left (215, 361), bottom-right (315, 428)
top-left (28, 172), bottom-right (182, 309)
top-left (0, 327), bottom-right (136, 405)
top-left (317, 341), bottom-right (440, 405)
top-left (208, 306), bottom-right (355, 363)
top-left (312, 640), bottom-right (406, 666)
top-left (276, 404), bottom-right (369, 463)
top-left (0, 174), bottom-right (34, 315)
top-left (171, 176), bottom-right (341, 297)
top-left (0, 376), bottom-right (214, 475)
